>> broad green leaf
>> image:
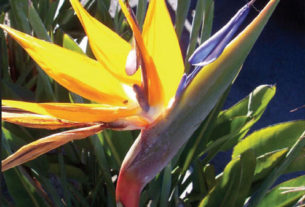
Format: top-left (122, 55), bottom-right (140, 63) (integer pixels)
top-left (258, 175), bottom-right (305, 207)
top-left (219, 85), bottom-right (276, 122)
top-left (232, 120), bottom-right (305, 158)
top-left (199, 150), bottom-right (256, 207)
top-left (177, 84), bottom-right (275, 171)
top-left (247, 130), bottom-right (305, 207)
top-left (254, 148), bottom-right (305, 182)
top-left (285, 148), bottom-right (305, 173)
top-left (201, 123), bottom-right (248, 164)
top-left (254, 149), bottom-right (287, 181)
top-left (210, 85), bottom-right (276, 151)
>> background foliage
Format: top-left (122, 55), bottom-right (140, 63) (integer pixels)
top-left (1, 0), bottom-right (304, 206)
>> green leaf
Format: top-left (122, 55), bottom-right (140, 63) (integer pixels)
top-left (193, 84), bottom-right (275, 165)
top-left (200, 0), bottom-right (214, 43)
top-left (233, 121), bottom-right (305, 187)
top-left (54, 2), bottom-right (78, 32)
top-left (28, 1), bottom-right (51, 41)
top-left (144, 175), bottom-right (162, 207)
top-left (160, 163), bottom-right (172, 207)
top-left (247, 130), bottom-right (305, 207)
top-left (2, 127), bottom-right (49, 173)
top-left (2, 132), bottom-right (41, 207)
top-left (254, 149), bottom-right (287, 181)
top-left (202, 164), bottom-right (216, 191)
top-left (38, 176), bottom-right (65, 207)
top-left (210, 84), bottom-right (276, 151)
top-left (136, 0), bottom-right (147, 29)
top-left (199, 150), bottom-right (256, 207)
top-left (45, 0), bottom-right (60, 29)
top-left (90, 134), bottom-right (116, 205)
top-left (175, 0), bottom-right (191, 39)
top-left (62, 33), bottom-right (85, 54)
top-left (104, 130), bottom-right (135, 168)
top-left (232, 120), bottom-right (305, 158)
top-left (0, 27), bottom-right (9, 80)
top-left (3, 168), bottom-right (42, 207)
top-left (185, 0), bottom-right (211, 72)
top-left (35, 69), bottom-right (56, 102)
top-left (258, 175), bottom-right (305, 207)
top-left (9, 0), bottom-right (31, 32)
top-left (58, 151), bottom-right (72, 207)
top-left (285, 148), bottom-right (305, 174)
top-left (220, 85), bottom-right (276, 122)
top-left (1, 79), bottom-right (34, 100)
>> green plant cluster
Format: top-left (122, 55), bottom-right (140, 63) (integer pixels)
top-left (1, 0), bottom-right (304, 206)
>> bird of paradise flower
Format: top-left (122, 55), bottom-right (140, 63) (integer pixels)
top-left (1, 0), bottom-right (279, 206)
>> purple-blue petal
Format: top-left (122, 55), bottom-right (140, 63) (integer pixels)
top-left (175, 73), bottom-right (187, 98)
top-left (175, 3), bottom-right (252, 98)
top-left (188, 3), bottom-right (250, 66)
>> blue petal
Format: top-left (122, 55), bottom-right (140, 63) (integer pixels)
top-left (175, 73), bottom-right (187, 99)
top-left (189, 3), bottom-right (250, 67)
top-left (175, 3), bottom-right (253, 99)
